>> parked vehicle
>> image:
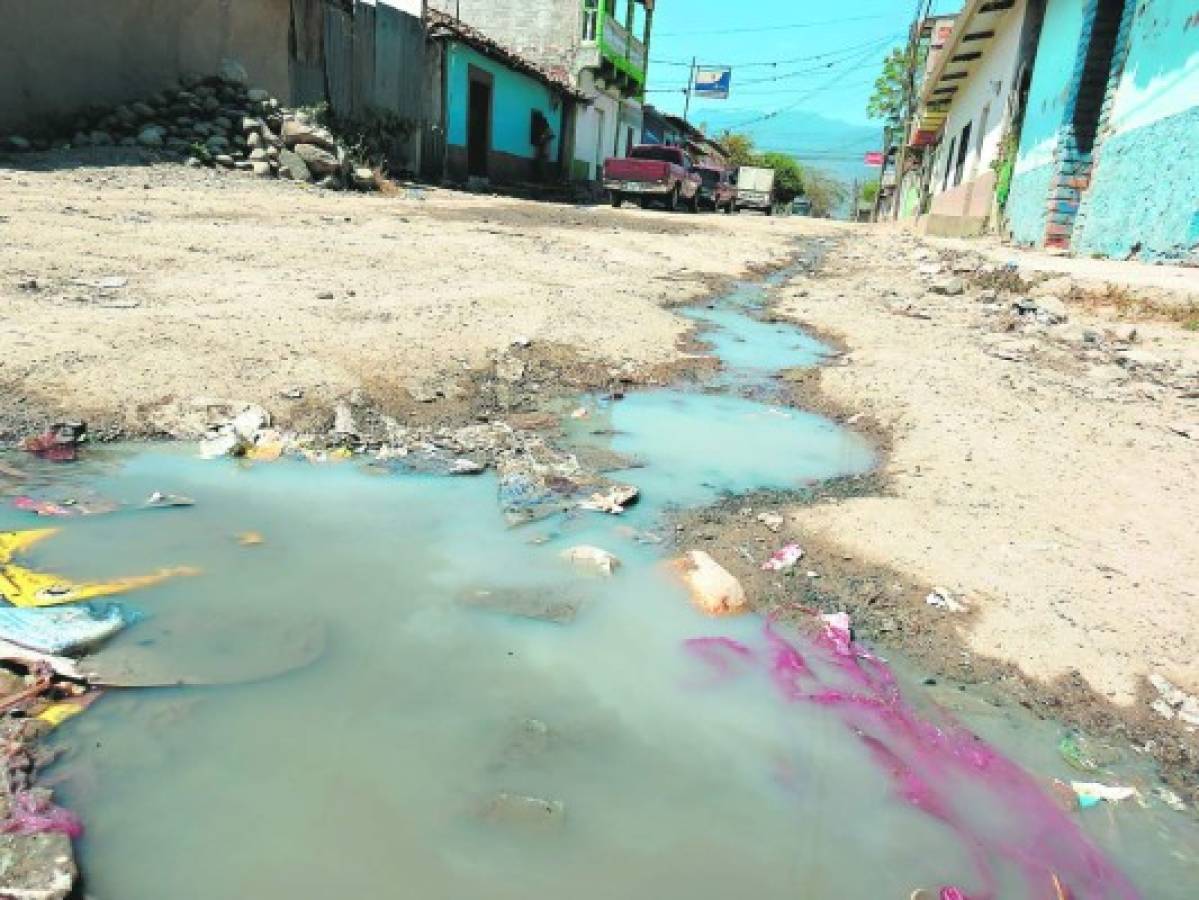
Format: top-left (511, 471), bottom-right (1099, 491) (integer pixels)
top-left (604, 145), bottom-right (701, 212)
top-left (735, 165), bottom-right (777, 215)
top-left (695, 165), bottom-right (737, 213)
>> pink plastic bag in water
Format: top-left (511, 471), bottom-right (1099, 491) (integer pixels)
top-left (0, 790), bottom-right (84, 838)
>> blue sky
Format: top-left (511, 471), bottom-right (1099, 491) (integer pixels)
top-left (645, 1), bottom-right (959, 133)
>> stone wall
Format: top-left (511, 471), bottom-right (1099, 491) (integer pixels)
top-left (0, 0), bottom-right (292, 133)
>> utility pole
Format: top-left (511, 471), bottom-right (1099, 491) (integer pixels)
top-left (682, 57), bottom-right (696, 124)
top-left (851, 178), bottom-right (861, 222)
top-left (889, 0), bottom-right (935, 221)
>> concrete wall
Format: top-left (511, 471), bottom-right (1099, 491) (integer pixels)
top-left (0, 0), bottom-right (291, 133)
top-left (427, 0), bottom-right (580, 76)
top-left (1007, 0), bottom-right (1089, 244)
top-left (572, 82), bottom-right (619, 180)
top-left (1071, 0), bottom-right (1199, 260)
top-left (927, 0), bottom-right (1028, 228)
top-left (444, 41), bottom-right (565, 180)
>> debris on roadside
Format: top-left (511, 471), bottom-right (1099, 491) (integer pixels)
top-left (142, 491), bottom-right (195, 509)
top-left (21, 423), bottom-right (87, 462)
top-left (667, 550), bottom-right (747, 617)
top-left (756, 511), bottom-right (784, 532)
top-left (1147, 672), bottom-right (1199, 726)
top-left (578, 484), bottom-right (639, 514)
top-left (0, 605), bottom-right (133, 655)
top-left (0, 528), bottom-right (199, 608)
top-left (1070, 781), bottom-right (1140, 809)
top-left (925, 587), bottom-right (968, 613)
top-left (1057, 732), bottom-right (1119, 773)
top-left (560, 545), bottom-right (620, 576)
top-left (761, 543), bottom-right (803, 572)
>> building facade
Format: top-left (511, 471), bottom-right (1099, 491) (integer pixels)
top-left (425, 11), bottom-right (580, 183)
top-left (904, 0), bottom-right (1043, 237)
top-left (1006, 0), bottom-right (1199, 260)
top-left (425, 0), bottom-right (653, 181)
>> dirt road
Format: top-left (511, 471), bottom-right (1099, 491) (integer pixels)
top-left (3, 153), bottom-right (1198, 781)
top-left (0, 152), bottom-right (805, 438)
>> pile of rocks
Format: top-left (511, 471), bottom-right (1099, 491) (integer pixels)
top-left (0, 60), bottom-right (376, 191)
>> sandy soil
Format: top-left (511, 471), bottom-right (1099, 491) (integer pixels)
top-left (0, 149), bottom-right (809, 438)
top-left (3, 151), bottom-right (1198, 778)
top-left (773, 231), bottom-right (1199, 712)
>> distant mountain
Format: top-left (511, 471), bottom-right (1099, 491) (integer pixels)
top-left (688, 108), bottom-right (884, 191)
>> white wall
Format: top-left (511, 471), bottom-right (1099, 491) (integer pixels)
top-left (931, 0), bottom-right (1027, 195)
top-left (573, 87), bottom-right (619, 180)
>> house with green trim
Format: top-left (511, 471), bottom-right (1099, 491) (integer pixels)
top-left (425, 0), bottom-right (654, 182)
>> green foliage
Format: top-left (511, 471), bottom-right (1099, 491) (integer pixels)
top-left (314, 104), bottom-right (417, 174)
top-left (757, 151), bottom-right (804, 203)
top-left (867, 47), bottom-right (908, 122)
top-left (714, 129), bottom-right (848, 213)
top-left (861, 178), bottom-right (880, 204)
top-left (718, 131), bottom-right (758, 168)
top-left (803, 169), bottom-right (848, 219)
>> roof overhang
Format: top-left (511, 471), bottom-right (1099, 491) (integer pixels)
top-left (911, 0), bottom-right (1019, 143)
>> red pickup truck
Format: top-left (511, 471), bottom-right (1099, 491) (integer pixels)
top-left (603, 145), bottom-right (702, 212)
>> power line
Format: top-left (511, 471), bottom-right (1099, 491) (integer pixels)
top-left (650, 32), bottom-right (904, 69)
top-left (722, 42), bottom-right (892, 131)
top-left (656, 13), bottom-right (888, 37)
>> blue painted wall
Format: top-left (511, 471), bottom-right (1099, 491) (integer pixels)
top-left (1072, 1), bottom-right (1199, 260)
top-left (444, 42), bottom-right (563, 160)
top-left (1009, 0), bottom-right (1199, 260)
top-left (1007, 0), bottom-right (1088, 245)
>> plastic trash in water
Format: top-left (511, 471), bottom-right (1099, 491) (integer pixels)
top-left (560, 545), bottom-right (620, 576)
top-left (1, 528), bottom-right (200, 608)
top-left (237, 531), bottom-right (265, 547)
top-left (21, 422), bottom-right (86, 462)
top-left (682, 613), bottom-right (1143, 899)
top-left (142, 491), bottom-right (195, 509)
top-left (1071, 782), bottom-right (1140, 809)
top-left (761, 543), bottom-right (803, 571)
top-left (13, 497), bottom-right (76, 518)
top-left (0, 790), bottom-right (84, 838)
top-left (0, 604), bottom-right (134, 655)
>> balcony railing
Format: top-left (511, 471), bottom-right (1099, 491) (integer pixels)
top-left (597, 14), bottom-right (646, 86)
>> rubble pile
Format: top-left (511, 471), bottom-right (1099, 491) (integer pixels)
top-left (0, 60), bottom-right (377, 191)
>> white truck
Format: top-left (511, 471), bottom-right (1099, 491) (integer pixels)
top-left (734, 165), bottom-right (777, 215)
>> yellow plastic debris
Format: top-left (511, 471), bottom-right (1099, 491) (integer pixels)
top-left (36, 701), bottom-right (87, 728)
top-left (237, 531), bottom-right (265, 547)
top-left (0, 528), bottom-right (59, 562)
top-left (1, 529), bottom-right (200, 608)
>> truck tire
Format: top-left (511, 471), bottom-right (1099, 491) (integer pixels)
top-left (610, 191), bottom-right (623, 208)
top-left (765, 206), bottom-right (774, 217)
top-left (688, 192), bottom-right (700, 214)
top-left (724, 201), bottom-right (734, 215)
top-left (664, 185), bottom-right (680, 212)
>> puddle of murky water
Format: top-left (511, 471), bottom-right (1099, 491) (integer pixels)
top-left (3, 264), bottom-right (1197, 898)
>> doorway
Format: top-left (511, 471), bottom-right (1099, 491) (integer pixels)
top-left (593, 108), bottom-right (606, 179)
top-left (1073, 0), bottom-right (1126, 155)
top-left (467, 68), bottom-right (492, 178)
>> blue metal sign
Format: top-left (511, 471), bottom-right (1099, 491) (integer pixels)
top-left (693, 66), bottom-right (732, 100)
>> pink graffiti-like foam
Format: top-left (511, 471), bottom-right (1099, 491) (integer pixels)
top-left (682, 615), bottom-right (1141, 900)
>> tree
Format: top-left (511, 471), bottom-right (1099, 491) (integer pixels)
top-left (803, 170), bottom-right (848, 219)
top-left (861, 178), bottom-right (880, 204)
top-left (867, 45), bottom-right (923, 123)
top-left (717, 131), bottom-right (757, 167)
top-left (757, 151), bottom-right (804, 203)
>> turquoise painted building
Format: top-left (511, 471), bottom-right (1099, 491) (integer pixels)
top-left (1007, 0), bottom-right (1199, 261)
top-left (426, 10), bottom-right (579, 184)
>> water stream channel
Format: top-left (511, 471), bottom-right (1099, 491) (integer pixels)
top-left (3, 262), bottom-right (1197, 898)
